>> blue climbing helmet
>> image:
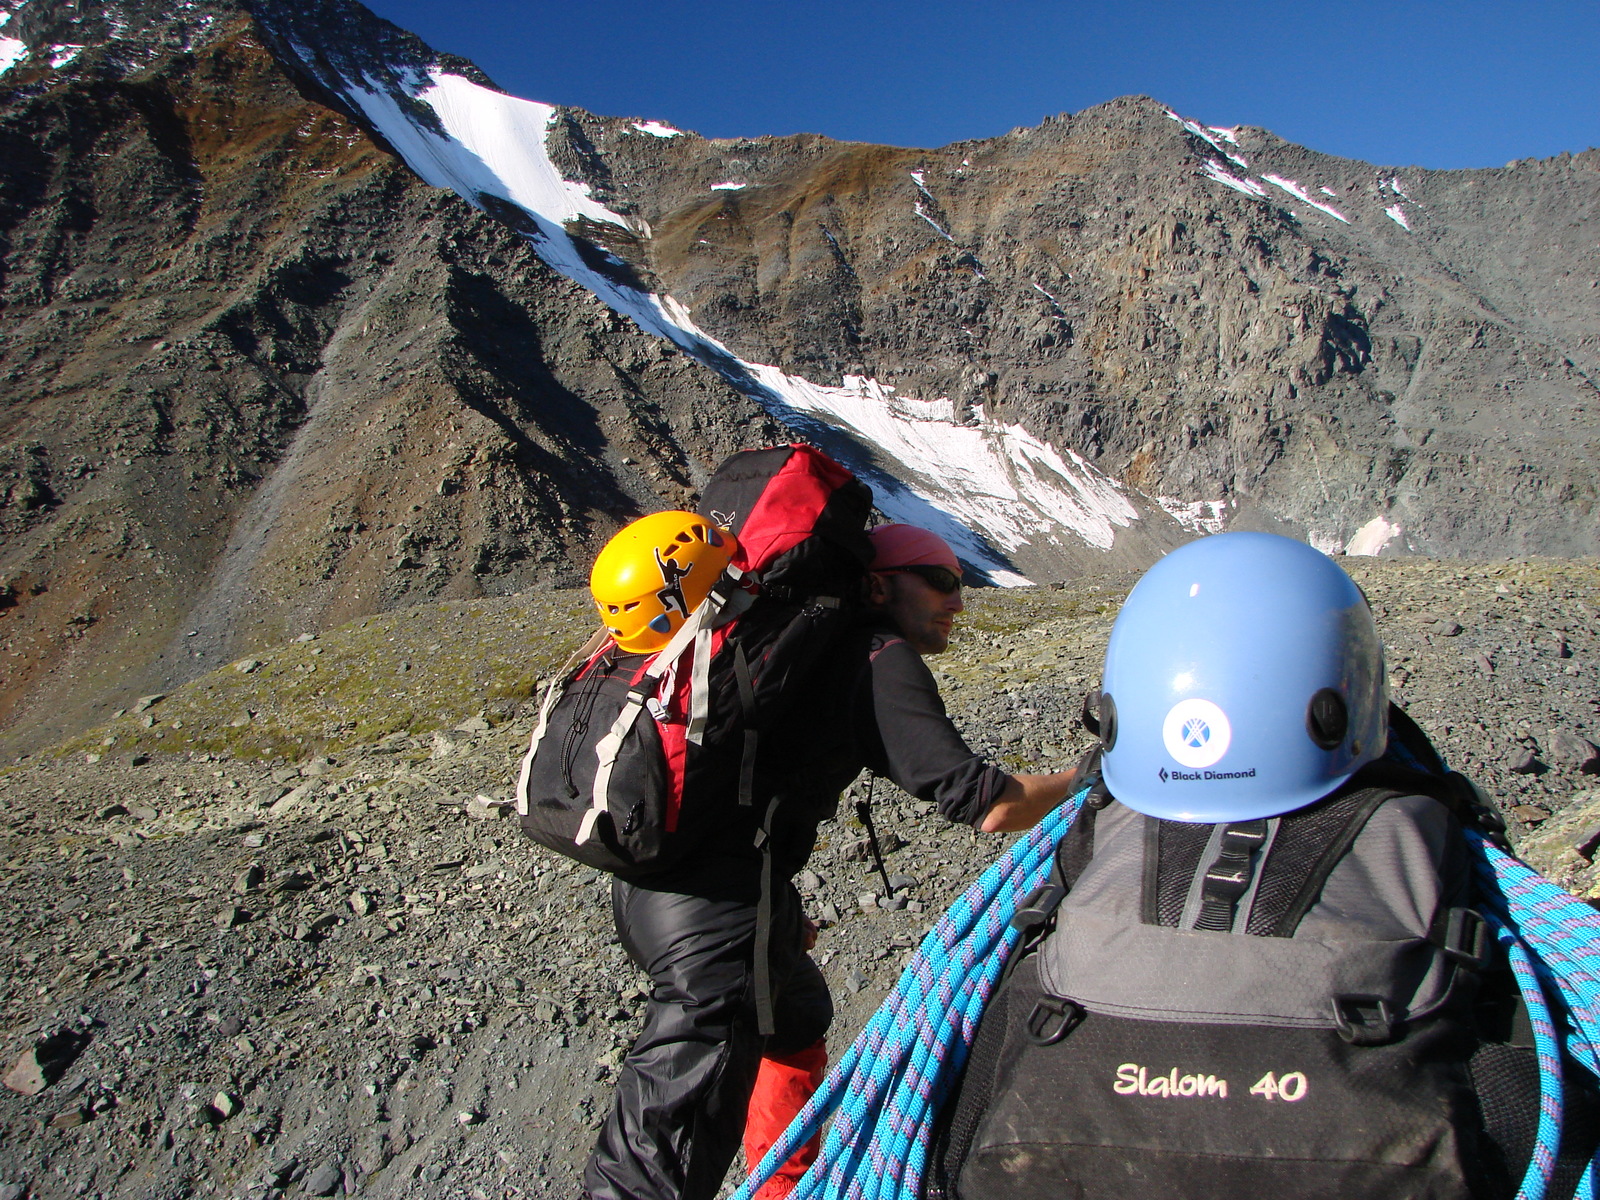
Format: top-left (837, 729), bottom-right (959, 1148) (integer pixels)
top-left (1098, 531), bottom-right (1388, 822)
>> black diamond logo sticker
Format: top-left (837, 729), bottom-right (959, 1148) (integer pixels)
top-left (1159, 768), bottom-right (1169, 783)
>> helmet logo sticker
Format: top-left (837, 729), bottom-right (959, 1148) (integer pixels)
top-left (653, 547), bottom-right (691, 617)
top-left (1162, 698), bottom-right (1232, 769)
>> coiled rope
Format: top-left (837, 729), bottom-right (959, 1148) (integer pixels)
top-left (730, 788), bottom-right (1087, 1200)
top-left (1470, 831), bottom-right (1600, 1200)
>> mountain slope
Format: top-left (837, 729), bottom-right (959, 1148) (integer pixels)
top-left (2, 0), bottom-right (1598, 756)
top-left (0, 2), bottom-right (777, 753)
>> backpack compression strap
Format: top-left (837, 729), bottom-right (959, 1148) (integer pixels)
top-left (515, 629), bottom-right (611, 818)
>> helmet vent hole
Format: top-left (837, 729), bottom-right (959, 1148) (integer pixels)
top-left (623, 601), bottom-right (639, 612)
top-left (1306, 689), bottom-right (1348, 750)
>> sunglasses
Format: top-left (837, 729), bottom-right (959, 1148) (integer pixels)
top-left (880, 565), bottom-right (963, 594)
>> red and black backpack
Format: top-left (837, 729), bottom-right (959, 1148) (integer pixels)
top-left (514, 444), bottom-right (873, 880)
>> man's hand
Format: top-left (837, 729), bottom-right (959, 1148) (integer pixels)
top-left (978, 769), bottom-right (1081, 833)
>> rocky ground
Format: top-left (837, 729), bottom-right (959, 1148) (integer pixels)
top-left (1, 557), bottom-right (1598, 1200)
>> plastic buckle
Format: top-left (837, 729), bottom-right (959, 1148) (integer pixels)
top-left (1011, 882), bottom-right (1068, 932)
top-left (1201, 865), bottom-right (1252, 906)
top-left (1025, 996), bottom-right (1085, 1046)
top-left (1333, 994), bottom-right (1396, 1045)
top-left (1441, 906), bottom-right (1492, 969)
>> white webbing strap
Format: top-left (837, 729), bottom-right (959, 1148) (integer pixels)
top-left (516, 629), bottom-right (610, 817)
top-left (687, 572), bottom-right (752, 746)
top-left (582, 592), bottom-right (718, 846)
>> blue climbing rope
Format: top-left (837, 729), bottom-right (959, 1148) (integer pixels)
top-left (731, 787), bottom-right (1088, 1200)
top-left (1484, 905), bottom-right (1564, 1200)
top-left (1470, 830), bottom-right (1600, 1197)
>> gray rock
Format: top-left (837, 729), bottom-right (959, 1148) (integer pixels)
top-left (857, 892), bottom-right (879, 914)
top-left (132, 694), bottom-right (164, 712)
top-left (215, 906), bottom-right (248, 929)
top-left (845, 970), bottom-right (870, 994)
top-left (3, 1028), bottom-right (90, 1096)
top-left (796, 870), bottom-right (823, 892)
top-left (0, 1184), bottom-right (24, 1200)
top-left (295, 914), bottom-right (339, 942)
top-left (1545, 730), bottom-right (1600, 773)
top-left (1506, 747), bottom-right (1541, 775)
top-left (270, 785), bottom-right (313, 815)
top-left (303, 1158), bottom-right (343, 1196)
top-left (1574, 824), bottom-right (1600, 862)
top-left (465, 795), bottom-right (511, 820)
top-left (234, 864), bottom-right (263, 894)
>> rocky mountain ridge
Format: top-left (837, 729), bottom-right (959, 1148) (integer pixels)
top-left (1, 0), bottom-right (1597, 756)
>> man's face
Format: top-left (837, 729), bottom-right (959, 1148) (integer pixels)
top-left (869, 567), bottom-right (964, 655)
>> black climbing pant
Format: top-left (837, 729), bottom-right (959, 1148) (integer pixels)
top-left (583, 878), bottom-right (833, 1200)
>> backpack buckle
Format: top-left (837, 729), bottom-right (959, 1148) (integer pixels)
top-left (1011, 882), bottom-right (1069, 932)
top-left (1333, 994), bottom-right (1396, 1045)
top-left (1438, 906), bottom-right (1491, 969)
top-left (1026, 996), bottom-right (1085, 1046)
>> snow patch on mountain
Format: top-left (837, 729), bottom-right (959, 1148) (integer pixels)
top-left (1261, 174), bottom-right (1350, 223)
top-left (332, 66), bottom-right (1161, 583)
top-left (1385, 204), bottom-right (1411, 230)
top-left (910, 171), bottom-right (956, 241)
top-left (1346, 515), bottom-right (1403, 556)
top-left (346, 74), bottom-right (628, 233)
top-left (0, 7), bottom-right (26, 75)
top-left (1165, 109), bottom-right (1248, 169)
top-left (1201, 160), bottom-right (1266, 198)
top-left (1156, 497), bottom-right (1228, 536)
top-left (710, 181), bottom-right (745, 191)
top-left (630, 121), bottom-right (681, 138)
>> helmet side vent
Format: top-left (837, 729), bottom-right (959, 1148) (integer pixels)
top-left (1306, 689), bottom-right (1348, 750)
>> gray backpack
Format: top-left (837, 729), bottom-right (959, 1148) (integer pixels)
top-left (929, 761), bottom-right (1600, 1200)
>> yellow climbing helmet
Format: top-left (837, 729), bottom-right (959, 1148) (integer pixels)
top-left (589, 511), bottom-right (738, 653)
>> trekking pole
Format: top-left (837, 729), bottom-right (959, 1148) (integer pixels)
top-left (854, 775), bottom-right (895, 898)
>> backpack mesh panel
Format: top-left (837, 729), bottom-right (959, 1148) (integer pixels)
top-left (1153, 821), bottom-right (1214, 927)
top-left (1245, 790), bottom-right (1380, 935)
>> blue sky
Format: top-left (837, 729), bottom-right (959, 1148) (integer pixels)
top-left (362, 0), bottom-right (1600, 170)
